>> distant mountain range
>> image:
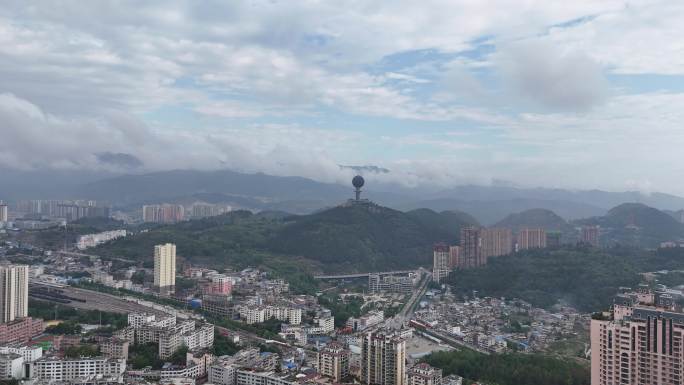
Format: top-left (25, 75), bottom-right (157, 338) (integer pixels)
top-left (3, 168), bottom-right (684, 224)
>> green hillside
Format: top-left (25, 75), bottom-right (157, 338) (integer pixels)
top-left (577, 203), bottom-right (684, 247)
top-left (95, 204), bottom-right (476, 273)
top-left (448, 246), bottom-right (684, 312)
top-left (494, 208), bottom-right (571, 233)
top-left (269, 205), bottom-right (477, 271)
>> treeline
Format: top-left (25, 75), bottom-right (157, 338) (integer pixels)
top-left (28, 299), bottom-right (128, 329)
top-left (424, 349), bottom-right (589, 385)
top-left (448, 246), bottom-right (684, 312)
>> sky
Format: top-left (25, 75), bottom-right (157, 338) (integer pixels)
top-left (2, 1), bottom-right (684, 194)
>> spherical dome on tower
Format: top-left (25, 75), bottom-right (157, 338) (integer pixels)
top-left (352, 175), bottom-right (365, 188)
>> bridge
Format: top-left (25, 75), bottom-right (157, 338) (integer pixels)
top-left (313, 269), bottom-right (418, 280)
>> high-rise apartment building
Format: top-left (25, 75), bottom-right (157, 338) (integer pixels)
top-left (591, 287), bottom-right (684, 385)
top-left (432, 243), bottom-right (450, 283)
top-left (459, 227), bottom-right (482, 268)
top-left (448, 246), bottom-right (460, 269)
top-left (142, 204), bottom-right (185, 224)
top-left (0, 265), bottom-right (28, 323)
top-left (479, 228), bottom-right (513, 261)
top-left (581, 225), bottom-right (600, 248)
top-left (317, 342), bottom-right (350, 382)
top-left (154, 244), bottom-right (176, 291)
top-left (516, 228), bottom-right (546, 250)
top-left (407, 363), bottom-right (442, 385)
top-left (0, 204), bottom-right (7, 222)
top-left (361, 331), bottom-right (406, 385)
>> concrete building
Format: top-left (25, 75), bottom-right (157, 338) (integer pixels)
top-left (317, 342), bottom-right (350, 382)
top-left (76, 230), bottom-right (127, 250)
top-left (361, 331), bottom-right (406, 385)
top-left (0, 265), bottom-right (29, 323)
top-left (99, 337), bottom-right (129, 360)
top-left (0, 345), bottom-right (42, 362)
top-left (347, 311), bottom-right (384, 332)
top-left (143, 204), bottom-right (185, 224)
top-left (479, 228), bottom-right (512, 261)
top-left (459, 227), bottom-right (482, 268)
top-left (154, 243), bottom-right (177, 291)
top-left (448, 246), bottom-right (460, 269)
top-left (31, 356), bottom-right (126, 382)
top-left (517, 228), bottom-right (546, 251)
top-left (0, 353), bottom-right (23, 379)
top-left (581, 225), bottom-right (600, 248)
top-left (0, 204), bottom-right (7, 223)
top-left (369, 273), bottom-right (415, 294)
top-left (0, 317), bottom-right (44, 344)
top-left (591, 287), bottom-right (684, 385)
top-left (408, 363), bottom-right (442, 385)
top-left (432, 244), bottom-right (450, 284)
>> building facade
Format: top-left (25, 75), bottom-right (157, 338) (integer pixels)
top-left (317, 342), bottom-right (350, 382)
top-left (479, 228), bottom-right (513, 261)
top-left (591, 287), bottom-right (684, 385)
top-left (517, 228), bottom-right (546, 251)
top-left (432, 244), bottom-right (450, 283)
top-left (361, 331), bottom-right (406, 385)
top-left (0, 265), bottom-right (28, 323)
top-left (459, 227), bottom-right (482, 268)
top-left (154, 243), bottom-right (177, 290)
top-left (408, 363), bottom-right (442, 385)
top-left (581, 225), bottom-right (600, 248)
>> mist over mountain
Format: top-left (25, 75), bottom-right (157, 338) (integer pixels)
top-left (3, 169), bottom-right (684, 223)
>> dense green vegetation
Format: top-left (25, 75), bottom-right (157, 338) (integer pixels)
top-left (94, 206), bottom-right (477, 273)
top-left (449, 246), bottom-right (684, 312)
top-left (64, 345), bottom-right (99, 358)
top-left (46, 321), bottom-right (82, 335)
top-left (270, 206), bottom-right (476, 270)
top-left (129, 342), bottom-right (164, 369)
top-left (213, 331), bottom-right (240, 356)
top-left (425, 349), bottom-right (589, 385)
top-left (576, 203), bottom-right (684, 247)
top-left (318, 294), bottom-right (363, 327)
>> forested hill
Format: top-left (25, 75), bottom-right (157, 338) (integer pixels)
top-left (448, 246), bottom-right (684, 312)
top-left (94, 204), bottom-right (478, 273)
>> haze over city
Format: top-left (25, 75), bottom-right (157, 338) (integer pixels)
top-left (2, 1), bottom-right (684, 194)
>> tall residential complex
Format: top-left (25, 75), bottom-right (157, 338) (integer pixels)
top-left (142, 204), bottom-right (184, 224)
top-left (448, 246), bottom-right (460, 269)
top-left (317, 342), bottom-right (350, 382)
top-left (459, 227), bottom-right (482, 268)
top-left (0, 204), bottom-right (7, 222)
top-left (0, 265), bottom-right (28, 323)
top-left (591, 287), bottom-right (684, 385)
top-left (432, 243), bottom-right (451, 283)
top-left (361, 331), bottom-right (406, 385)
top-left (517, 228), bottom-right (546, 250)
top-left (479, 228), bottom-right (513, 261)
top-left (154, 244), bottom-right (176, 291)
top-left (581, 225), bottom-right (600, 248)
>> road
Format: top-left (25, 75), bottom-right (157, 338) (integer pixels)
top-left (314, 269), bottom-right (417, 280)
top-left (385, 272), bottom-right (431, 330)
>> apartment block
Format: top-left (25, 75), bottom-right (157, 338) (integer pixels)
top-left (361, 331), bottom-right (406, 385)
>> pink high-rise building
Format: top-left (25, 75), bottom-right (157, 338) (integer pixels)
top-left (591, 286), bottom-right (684, 385)
top-left (581, 225), bottom-right (600, 248)
top-left (517, 228), bottom-right (546, 250)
